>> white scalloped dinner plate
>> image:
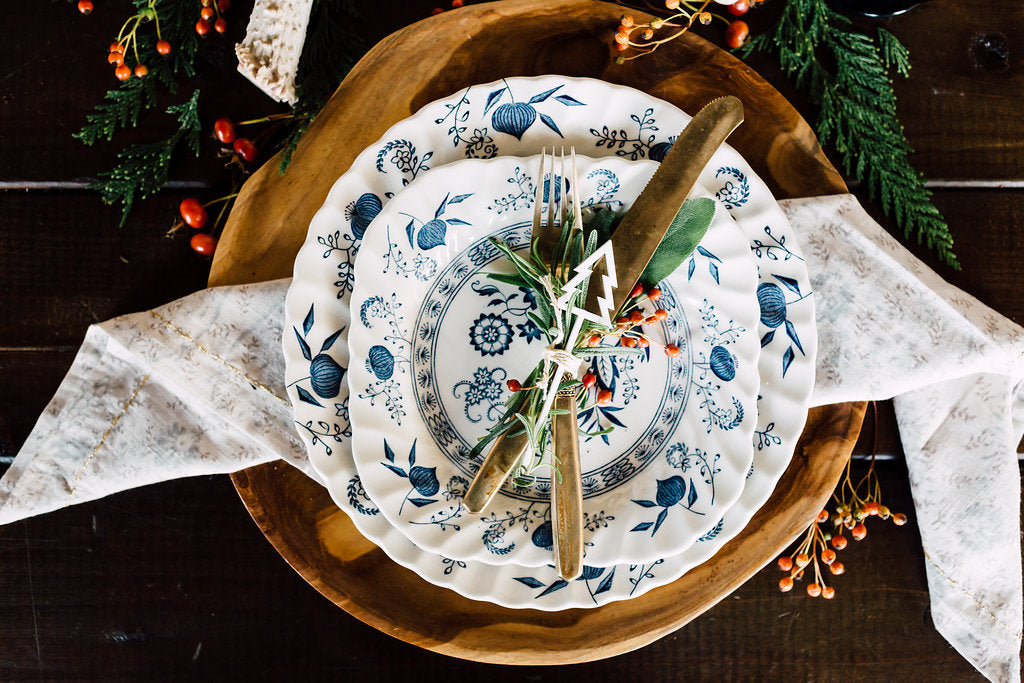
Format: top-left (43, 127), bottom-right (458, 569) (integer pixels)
top-left (347, 155), bottom-right (760, 567)
top-left (282, 75), bottom-right (816, 608)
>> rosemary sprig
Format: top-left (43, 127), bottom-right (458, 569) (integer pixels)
top-left (90, 90), bottom-right (202, 226)
top-left (741, 0), bottom-right (959, 268)
top-left (472, 199), bottom-right (714, 486)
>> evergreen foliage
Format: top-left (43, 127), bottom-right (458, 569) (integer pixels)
top-left (743, 0), bottom-right (958, 268)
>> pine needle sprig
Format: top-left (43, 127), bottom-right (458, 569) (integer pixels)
top-left (90, 90), bottom-right (202, 226)
top-left (742, 0), bottom-right (958, 268)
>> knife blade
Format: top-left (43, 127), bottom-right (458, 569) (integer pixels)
top-left (584, 95), bottom-right (745, 316)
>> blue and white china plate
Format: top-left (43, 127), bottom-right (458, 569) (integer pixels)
top-left (283, 76), bottom-right (816, 607)
top-left (347, 155), bottom-right (760, 567)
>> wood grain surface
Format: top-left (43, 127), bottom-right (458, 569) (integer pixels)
top-left (209, 0), bottom-right (844, 288)
top-left (212, 0), bottom-right (865, 663)
top-left (0, 0), bottom-right (1018, 677)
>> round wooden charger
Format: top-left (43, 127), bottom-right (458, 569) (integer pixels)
top-left (210, 0), bottom-right (866, 665)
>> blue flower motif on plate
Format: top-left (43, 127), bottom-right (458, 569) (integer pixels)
top-left (376, 139), bottom-right (432, 186)
top-left (452, 367), bottom-right (507, 423)
top-left (714, 166), bottom-right (750, 209)
top-left (469, 313), bottom-right (513, 356)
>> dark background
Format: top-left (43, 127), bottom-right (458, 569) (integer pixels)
top-left (1, 0), bottom-right (1020, 679)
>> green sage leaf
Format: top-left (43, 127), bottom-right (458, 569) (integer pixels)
top-left (639, 197), bottom-right (716, 289)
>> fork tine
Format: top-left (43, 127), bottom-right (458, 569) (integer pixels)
top-left (561, 145), bottom-right (569, 228)
top-left (547, 149), bottom-right (556, 230)
top-left (533, 148), bottom-right (546, 232)
top-left (571, 146), bottom-right (581, 233)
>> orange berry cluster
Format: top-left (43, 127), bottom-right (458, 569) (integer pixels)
top-left (776, 499), bottom-right (908, 599)
top-left (611, 0), bottom-right (763, 64)
top-left (431, 0), bottom-right (465, 15)
top-left (196, 0), bottom-right (231, 36)
top-left (172, 114), bottom-right (263, 256)
top-left (102, 1), bottom-right (173, 82)
top-left (505, 283), bottom-right (680, 407)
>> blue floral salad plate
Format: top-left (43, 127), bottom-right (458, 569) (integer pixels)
top-left (347, 154), bottom-right (760, 567)
top-left (282, 76), bottom-right (816, 608)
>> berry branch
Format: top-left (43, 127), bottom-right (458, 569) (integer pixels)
top-left (775, 402), bottom-right (908, 599)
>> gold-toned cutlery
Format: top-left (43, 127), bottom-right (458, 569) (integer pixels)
top-left (464, 96), bottom-right (745, 579)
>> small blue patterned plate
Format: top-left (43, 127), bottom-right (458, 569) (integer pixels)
top-left (283, 76), bottom-right (816, 607)
top-left (346, 155), bottom-right (761, 567)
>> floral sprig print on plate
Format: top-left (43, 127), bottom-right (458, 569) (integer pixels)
top-left (690, 299), bottom-right (746, 433)
top-left (376, 139), bottom-right (432, 186)
top-left (399, 191), bottom-right (474, 252)
top-left (757, 275), bottom-right (810, 377)
top-left (471, 280), bottom-right (543, 347)
top-left (512, 558), bottom-right (664, 604)
top-left (590, 107), bottom-right (674, 161)
top-left (630, 441), bottom-right (722, 536)
top-left (381, 438), bottom-right (464, 527)
top-left (482, 80), bottom-right (585, 140)
top-left (289, 304), bottom-right (346, 407)
top-left (480, 502), bottom-right (549, 556)
top-left (452, 367), bottom-right (507, 423)
top-left (358, 294), bottom-right (411, 424)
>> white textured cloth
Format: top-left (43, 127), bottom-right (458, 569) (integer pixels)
top-left (1, 195), bottom-right (1021, 681)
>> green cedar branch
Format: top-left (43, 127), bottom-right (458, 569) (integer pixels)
top-left (742, 0), bottom-right (959, 269)
top-left (75, 0), bottom-right (200, 145)
top-left (90, 90), bottom-right (202, 226)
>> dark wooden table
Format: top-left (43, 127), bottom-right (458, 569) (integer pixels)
top-left (1, 0), bottom-right (1020, 679)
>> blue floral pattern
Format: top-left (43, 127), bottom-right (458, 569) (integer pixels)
top-left (452, 367), bottom-right (507, 423)
top-left (468, 313), bottom-right (513, 356)
top-left (376, 139), bottom-right (432, 185)
top-left (284, 76), bottom-right (813, 608)
top-left (757, 275), bottom-right (811, 377)
top-left (411, 223), bottom-right (695, 506)
top-left (714, 166), bottom-right (750, 209)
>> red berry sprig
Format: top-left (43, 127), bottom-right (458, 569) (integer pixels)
top-left (105, 0), bottom-right (172, 82)
top-left (775, 404), bottom-right (908, 600)
top-left (610, 0), bottom-right (766, 63)
top-left (195, 0), bottom-right (231, 36)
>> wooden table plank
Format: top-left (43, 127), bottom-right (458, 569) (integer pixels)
top-left (0, 461), bottom-right (989, 679)
top-left (887, 0), bottom-right (1024, 181)
top-left (0, 193), bottom-right (210, 346)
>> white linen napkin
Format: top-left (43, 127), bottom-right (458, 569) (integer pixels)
top-left (2, 195), bottom-right (1021, 682)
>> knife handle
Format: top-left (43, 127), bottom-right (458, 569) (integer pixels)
top-left (463, 427), bottom-right (530, 514)
top-left (551, 389), bottom-right (583, 580)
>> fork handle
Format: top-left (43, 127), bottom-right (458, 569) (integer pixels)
top-left (551, 389), bottom-right (583, 580)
